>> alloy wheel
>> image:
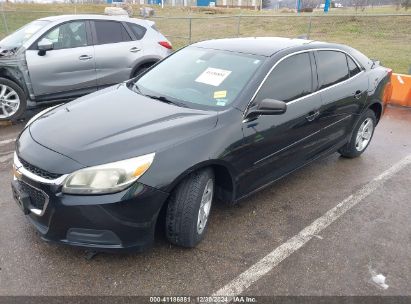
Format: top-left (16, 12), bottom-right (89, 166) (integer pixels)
top-left (197, 178), bottom-right (213, 234)
top-left (355, 117), bottom-right (374, 152)
top-left (0, 84), bottom-right (20, 119)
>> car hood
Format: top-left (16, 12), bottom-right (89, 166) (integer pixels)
top-left (29, 84), bottom-right (218, 167)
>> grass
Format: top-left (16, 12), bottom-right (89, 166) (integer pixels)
top-left (0, 3), bottom-right (409, 73)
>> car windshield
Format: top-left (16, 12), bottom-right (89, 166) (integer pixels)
top-left (0, 20), bottom-right (49, 49)
top-left (129, 47), bottom-right (264, 109)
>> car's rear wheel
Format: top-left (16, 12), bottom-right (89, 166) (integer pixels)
top-left (339, 109), bottom-right (376, 158)
top-left (0, 78), bottom-right (26, 121)
top-left (165, 168), bottom-right (214, 247)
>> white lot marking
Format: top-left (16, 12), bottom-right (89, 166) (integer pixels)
top-left (369, 266), bottom-right (389, 290)
top-left (0, 138), bottom-right (16, 146)
top-left (371, 273), bottom-right (389, 290)
top-left (213, 155), bottom-right (411, 297)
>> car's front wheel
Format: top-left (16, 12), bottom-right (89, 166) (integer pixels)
top-left (339, 109), bottom-right (376, 158)
top-left (165, 168), bottom-right (214, 247)
top-left (0, 77), bottom-right (27, 121)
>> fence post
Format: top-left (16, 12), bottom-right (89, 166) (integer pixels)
top-left (188, 17), bottom-right (192, 44)
top-left (0, 2), bottom-right (8, 35)
top-left (307, 15), bottom-right (312, 39)
top-left (237, 15), bottom-right (241, 37)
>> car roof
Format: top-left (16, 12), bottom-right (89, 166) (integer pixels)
top-left (191, 37), bottom-right (317, 57)
top-left (38, 14), bottom-right (146, 24)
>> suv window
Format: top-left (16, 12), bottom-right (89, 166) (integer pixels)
top-left (255, 52), bottom-right (313, 103)
top-left (43, 21), bottom-right (87, 50)
top-left (127, 23), bottom-right (147, 40)
top-left (347, 55), bottom-right (361, 77)
top-left (317, 51), bottom-right (349, 89)
top-left (94, 21), bottom-right (131, 44)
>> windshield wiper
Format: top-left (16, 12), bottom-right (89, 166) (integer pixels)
top-left (132, 82), bottom-right (143, 94)
top-left (144, 94), bottom-right (187, 108)
top-left (131, 83), bottom-right (187, 108)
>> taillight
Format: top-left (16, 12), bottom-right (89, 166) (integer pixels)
top-left (158, 41), bottom-right (172, 50)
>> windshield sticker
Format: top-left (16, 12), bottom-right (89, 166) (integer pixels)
top-left (253, 59), bottom-right (261, 64)
top-left (214, 90), bottom-right (227, 99)
top-left (216, 100), bottom-right (227, 106)
top-left (195, 68), bottom-right (232, 87)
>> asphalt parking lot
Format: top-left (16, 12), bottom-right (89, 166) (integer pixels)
top-left (0, 105), bottom-right (410, 297)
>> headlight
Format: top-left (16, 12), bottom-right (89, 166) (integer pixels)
top-left (25, 105), bottom-right (60, 127)
top-left (62, 153), bottom-right (155, 195)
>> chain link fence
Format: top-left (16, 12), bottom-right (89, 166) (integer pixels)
top-left (0, 8), bottom-right (409, 73)
top-left (150, 14), bottom-right (411, 73)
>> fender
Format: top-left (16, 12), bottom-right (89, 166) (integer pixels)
top-left (165, 159), bottom-right (237, 205)
top-left (0, 47), bottom-right (38, 101)
top-left (0, 66), bottom-right (31, 99)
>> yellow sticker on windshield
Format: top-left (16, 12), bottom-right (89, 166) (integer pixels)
top-left (214, 90), bottom-right (227, 99)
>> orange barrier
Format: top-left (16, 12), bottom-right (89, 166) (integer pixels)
top-left (389, 73), bottom-right (411, 107)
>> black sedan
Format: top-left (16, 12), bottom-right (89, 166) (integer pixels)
top-left (12, 37), bottom-right (392, 251)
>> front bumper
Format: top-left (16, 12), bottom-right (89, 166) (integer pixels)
top-left (11, 164), bottom-right (169, 251)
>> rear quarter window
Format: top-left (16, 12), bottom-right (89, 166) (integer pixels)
top-left (127, 23), bottom-right (147, 40)
top-left (346, 55), bottom-right (361, 77)
top-left (151, 24), bottom-right (159, 32)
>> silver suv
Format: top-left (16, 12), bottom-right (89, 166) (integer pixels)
top-left (0, 15), bottom-right (172, 121)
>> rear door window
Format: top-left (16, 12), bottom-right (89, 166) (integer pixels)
top-left (316, 51), bottom-right (349, 89)
top-left (255, 52), bottom-right (313, 103)
top-left (127, 23), bottom-right (147, 40)
top-left (93, 21), bottom-right (131, 45)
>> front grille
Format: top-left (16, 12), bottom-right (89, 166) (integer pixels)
top-left (18, 181), bottom-right (48, 210)
top-left (19, 158), bottom-right (62, 180)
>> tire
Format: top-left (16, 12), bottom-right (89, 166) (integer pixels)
top-left (0, 77), bottom-right (27, 121)
top-left (166, 168), bottom-right (214, 248)
top-left (339, 109), bottom-right (377, 158)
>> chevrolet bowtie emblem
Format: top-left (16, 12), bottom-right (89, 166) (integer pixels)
top-left (13, 164), bottom-right (23, 180)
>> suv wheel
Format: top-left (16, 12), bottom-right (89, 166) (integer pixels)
top-left (0, 77), bottom-right (27, 121)
top-left (165, 168), bottom-right (214, 248)
top-left (339, 109), bottom-right (376, 158)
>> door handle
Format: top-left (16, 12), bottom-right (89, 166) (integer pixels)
top-left (129, 47), bottom-right (141, 53)
top-left (79, 55), bottom-right (93, 60)
top-left (306, 110), bottom-right (320, 122)
top-left (354, 90), bottom-right (363, 99)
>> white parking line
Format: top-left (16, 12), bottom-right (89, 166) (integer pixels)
top-left (0, 138), bottom-right (16, 146)
top-left (213, 155), bottom-right (411, 297)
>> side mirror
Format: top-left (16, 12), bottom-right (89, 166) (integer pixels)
top-left (246, 99), bottom-right (287, 119)
top-left (37, 38), bottom-right (53, 56)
